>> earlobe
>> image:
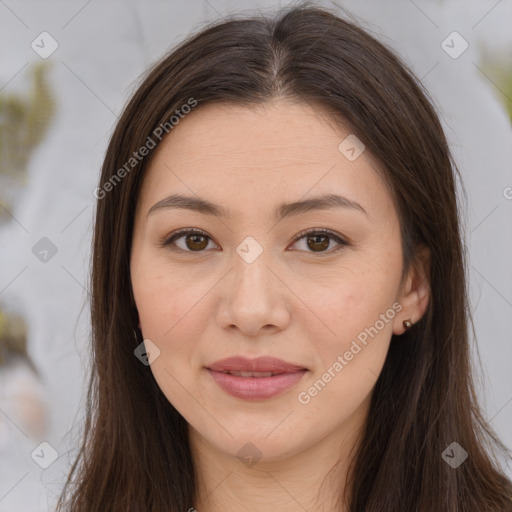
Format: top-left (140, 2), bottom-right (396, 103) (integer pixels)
top-left (393, 245), bottom-right (431, 335)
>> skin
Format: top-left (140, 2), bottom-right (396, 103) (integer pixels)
top-left (130, 100), bottom-right (430, 512)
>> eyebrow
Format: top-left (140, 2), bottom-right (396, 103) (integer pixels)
top-left (147, 193), bottom-right (368, 220)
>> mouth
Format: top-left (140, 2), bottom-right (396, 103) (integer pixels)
top-left (216, 370), bottom-right (285, 377)
top-left (207, 355), bottom-right (307, 373)
top-left (206, 356), bottom-right (308, 400)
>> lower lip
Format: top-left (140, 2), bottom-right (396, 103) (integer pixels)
top-left (207, 369), bottom-right (307, 400)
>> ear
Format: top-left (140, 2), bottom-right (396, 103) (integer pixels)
top-left (393, 245), bottom-right (431, 335)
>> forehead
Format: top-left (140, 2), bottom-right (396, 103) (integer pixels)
top-left (152, 100), bottom-right (353, 168)
top-left (138, 100), bottom-right (393, 219)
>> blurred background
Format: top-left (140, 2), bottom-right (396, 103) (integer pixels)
top-left (0, 0), bottom-right (511, 509)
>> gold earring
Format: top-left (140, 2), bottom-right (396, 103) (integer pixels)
top-left (403, 319), bottom-right (412, 330)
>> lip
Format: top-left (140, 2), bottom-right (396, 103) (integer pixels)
top-left (207, 356), bottom-right (307, 373)
top-left (206, 356), bottom-right (308, 400)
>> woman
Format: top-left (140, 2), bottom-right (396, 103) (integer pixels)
top-left (57, 3), bottom-right (512, 511)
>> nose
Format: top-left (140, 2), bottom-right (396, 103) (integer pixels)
top-left (216, 249), bottom-right (291, 338)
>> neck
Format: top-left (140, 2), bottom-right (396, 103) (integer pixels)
top-left (189, 401), bottom-right (367, 512)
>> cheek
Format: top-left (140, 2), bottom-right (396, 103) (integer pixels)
top-left (307, 284), bottom-right (395, 376)
top-left (299, 250), bottom-right (402, 385)
top-left (132, 251), bottom-right (211, 341)
top-left (295, 282), bottom-right (395, 419)
top-left (305, 259), bottom-right (399, 336)
top-left (131, 254), bottom-right (221, 396)
top-left (131, 262), bottom-right (210, 414)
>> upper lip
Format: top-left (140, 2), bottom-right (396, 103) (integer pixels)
top-left (207, 356), bottom-right (307, 373)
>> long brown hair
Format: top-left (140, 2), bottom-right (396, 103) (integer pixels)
top-left (57, 3), bottom-right (512, 510)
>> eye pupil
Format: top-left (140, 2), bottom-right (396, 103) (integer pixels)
top-left (307, 235), bottom-right (329, 252)
top-left (186, 234), bottom-right (208, 251)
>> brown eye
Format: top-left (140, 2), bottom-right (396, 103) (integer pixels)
top-left (163, 229), bottom-right (216, 252)
top-left (185, 233), bottom-right (208, 251)
top-left (306, 234), bottom-right (330, 252)
top-left (163, 228), bottom-right (348, 255)
top-left (292, 229), bottom-right (349, 254)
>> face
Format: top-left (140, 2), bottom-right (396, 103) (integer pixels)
top-left (130, 100), bottom-right (429, 464)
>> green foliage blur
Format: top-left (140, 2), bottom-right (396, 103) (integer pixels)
top-left (0, 62), bottom-right (55, 364)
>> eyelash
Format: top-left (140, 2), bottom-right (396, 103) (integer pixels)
top-left (161, 228), bottom-right (349, 255)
